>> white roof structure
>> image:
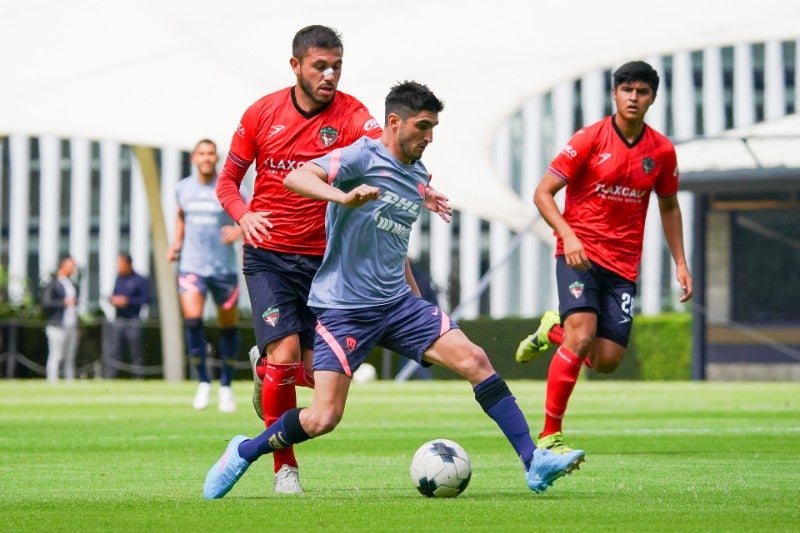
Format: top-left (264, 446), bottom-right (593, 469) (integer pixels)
top-left (3, 0), bottom-right (800, 231)
top-left (676, 110), bottom-right (800, 189)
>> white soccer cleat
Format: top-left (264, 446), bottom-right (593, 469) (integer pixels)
top-left (274, 464), bottom-right (304, 494)
top-left (218, 385), bottom-right (237, 413)
top-left (193, 381), bottom-right (211, 410)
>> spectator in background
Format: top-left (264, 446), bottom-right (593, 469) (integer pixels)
top-left (106, 253), bottom-right (152, 379)
top-left (41, 255), bottom-right (80, 383)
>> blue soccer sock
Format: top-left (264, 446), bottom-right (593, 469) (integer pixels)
top-left (238, 407), bottom-right (311, 463)
top-left (185, 318), bottom-right (209, 382)
top-left (473, 373), bottom-right (535, 471)
top-left (218, 328), bottom-right (240, 387)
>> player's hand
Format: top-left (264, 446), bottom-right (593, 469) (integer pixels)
top-left (676, 263), bottom-right (693, 302)
top-left (238, 211), bottom-right (273, 245)
top-left (220, 224), bottom-right (243, 244)
top-left (342, 184), bottom-right (380, 207)
top-left (166, 243), bottom-right (180, 262)
top-left (109, 295), bottom-right (128, 307)
top-left (563, 235), bottom-right (591, 271)
top-left (423, 184), bottom-right (452, 223)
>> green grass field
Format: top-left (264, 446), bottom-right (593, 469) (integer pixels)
top-left (1, 379), bottom-right (798, 532)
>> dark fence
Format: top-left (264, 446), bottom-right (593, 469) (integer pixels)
top-left (1, 314), bottom-right (693, 381)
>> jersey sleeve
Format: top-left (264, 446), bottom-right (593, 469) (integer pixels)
top-left (216, 107), bottom-right (257, 222)
top-left (313, 140), bottom-right (369, 186)
top-left (350, 104), bottom-right (382, 140)
top-left (547, 127), bottom-right (594, 183)
top-left (654, 145), bottom-right (679, 197)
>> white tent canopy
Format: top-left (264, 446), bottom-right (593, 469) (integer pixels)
top-left (3, 0), bottom-right (800, 232)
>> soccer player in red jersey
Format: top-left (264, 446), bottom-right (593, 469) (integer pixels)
top-left (514, 61), bottom-right (694, 455)
top-left (215, 25), bottom-right (450, 494)
top-left (215, 25), bottom-right (380, 494)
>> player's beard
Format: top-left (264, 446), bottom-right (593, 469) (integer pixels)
top-left (298, 76), bottom-right (334, 109)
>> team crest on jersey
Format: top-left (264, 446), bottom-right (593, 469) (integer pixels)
top-left (569, 281), bottom-right (585, 299)
top-left (319, 126), bottom-right (339, 147)
top-left (642, 156), bottom-right (655, 174)
top-left (345, 336), bottom-right (358, 352)
top-left (262, 307), bottom-right (279, 327)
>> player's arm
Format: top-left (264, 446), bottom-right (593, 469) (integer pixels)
top-left (658, 194), bottom-right (693, 302)
top-left (284, 163), bottom-right (380, 207)
top-left (533, 172), bottom-right (591, 271)
top-left (167, 209), bottom-right (184, 262)
top-left (220, 224), bottom-right (243, 244)
top-left (404, 257), bottom-right (422, 297)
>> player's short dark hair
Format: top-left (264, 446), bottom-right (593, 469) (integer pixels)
top-left (613, 61), bottom-right (660, 95)
top-left (292, 25), bottom-right (343, 59)
top-left (119, 253), bottom-right (133, 266)
top-left (193, 139), bottom-right (216, 153)
top-left (384, 81), bottom-right (444, 122)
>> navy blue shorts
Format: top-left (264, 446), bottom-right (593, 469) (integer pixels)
top-left (311, 292), bottom-right (459, 377)
top-left (242, 246), bottom-right (322, 353)
top-left (178, 272), bottom-right (240, 310)
top-left (555, 255), bottom-right (636, 347)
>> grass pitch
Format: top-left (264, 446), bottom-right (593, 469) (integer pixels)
top-left (1, 379), bottom-right (798, 532)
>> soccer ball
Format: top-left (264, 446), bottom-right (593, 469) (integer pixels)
top-left (352, 362), bottom-right (377, 384)
top-left (410, 439), bottom-right (471, 498)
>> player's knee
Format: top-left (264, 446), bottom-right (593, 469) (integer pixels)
top-left (569, 331), bottom-right (595, 357)
top-left (302, 406), bottom-right (343, 437)
top-left (590, 353), bottom-right (624, 374)
top-left (453, 344), bottom-right (492, 381)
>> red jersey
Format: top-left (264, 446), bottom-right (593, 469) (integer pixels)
top-left (216, 87), bottom-right (382, 255)
top-left (547, 116), bottom-right (678, 281)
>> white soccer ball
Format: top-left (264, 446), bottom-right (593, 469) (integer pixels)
top-left (410, 438), bottom-right (472, 498)
top-left (352, 362), bottom-right (377, 384)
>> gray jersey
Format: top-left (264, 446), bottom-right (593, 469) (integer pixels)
top-left (308, 137), bottom-right (428, 309)
top-left (175, 175), bottom-right (238, 277)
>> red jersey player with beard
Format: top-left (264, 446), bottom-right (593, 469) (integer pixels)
top-left (215, 25), bottom-right (381, 494)
top-left (216, 25), bottom-right (450, 494)
top-left (514, 61), bottom-right (693, 458)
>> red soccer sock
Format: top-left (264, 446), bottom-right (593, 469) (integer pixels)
top-left (547, 324), bottom-right (564, 345)
top-left (541, 346), bottom-right (584, 438)
top-left (295, 365), bottom-right (315, 389)
top-left (262, 362), bottom-right (300, 472)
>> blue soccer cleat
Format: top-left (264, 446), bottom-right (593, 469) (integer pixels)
top-left (526, 446), bottom-right (585, 493)
top-left (203, 435), bottom-right (251, 499)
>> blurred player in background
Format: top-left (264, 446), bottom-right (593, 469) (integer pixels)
top-left (514, 61), bottom-right (693, 454)
top-left (168, 139), bottom-right (242, 413)
top-left (204, 80), bottom-right (583, 500)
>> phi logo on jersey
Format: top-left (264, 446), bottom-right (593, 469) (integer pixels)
top-left (269, 125), bottom-right (284, 137)
top-left (320, 126), bottom-right (339, 147)
top-left (236, 123), bottom-right (246, 137)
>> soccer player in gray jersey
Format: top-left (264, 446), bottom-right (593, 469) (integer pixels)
top-left (168, 139), bottom-right (243, 412)
top-left (203, 82), bottom-right (585, 499)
